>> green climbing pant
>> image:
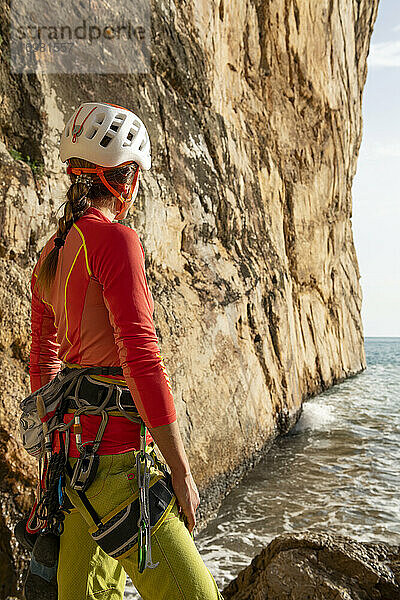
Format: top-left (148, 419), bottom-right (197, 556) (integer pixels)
top-left (58, 450), bottom-right (223, 600)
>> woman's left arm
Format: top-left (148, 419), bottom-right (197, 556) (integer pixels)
top-left (29, 269), bottom-right (62, 393)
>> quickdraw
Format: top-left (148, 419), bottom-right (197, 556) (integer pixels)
top-left (136, 422), bottom-right (159, 572)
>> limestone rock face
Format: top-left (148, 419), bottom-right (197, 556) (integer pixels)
top-left (222, 532), bottom-right (400, 600)
top-left (0, 0), bottom-right (378, 596)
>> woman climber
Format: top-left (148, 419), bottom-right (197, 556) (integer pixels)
top-left (20, 101), bottom-right (223, 600)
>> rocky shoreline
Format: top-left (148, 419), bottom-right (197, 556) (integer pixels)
top-left (223, 532), bottom-right (400, 600)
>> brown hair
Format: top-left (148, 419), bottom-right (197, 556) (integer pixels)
top-left (35, 157), bottom-right (137, 294)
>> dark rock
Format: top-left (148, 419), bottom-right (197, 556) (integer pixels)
top-left (223, 532), bottom-right (400, 600)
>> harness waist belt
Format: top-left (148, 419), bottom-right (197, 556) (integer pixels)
top-left (65, 375), bottom-right (138, 413)
top-left (61, 365), bottom-right (124, 377)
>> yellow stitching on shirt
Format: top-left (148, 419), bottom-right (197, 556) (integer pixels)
top-left (42, 298), bottom-right (57, 321)
top-left (63, 244), bottom-right (83, 361)
top-left (73, 224), bottom-right (92, 277)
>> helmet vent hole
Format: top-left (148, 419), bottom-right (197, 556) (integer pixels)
top-left (86, 126), bottom-right (98, 139)
top-left (95, 112), bottom-right (106, 125)
top-left (100, 134), bottom-right (113, 147)
top-left (122, 120), bottom-right (141, 147)
top-left (109, 113), bottom-right (126, 132)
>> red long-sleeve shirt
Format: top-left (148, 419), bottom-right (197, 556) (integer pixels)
top-left (29, 206), bottom-right (176, 455)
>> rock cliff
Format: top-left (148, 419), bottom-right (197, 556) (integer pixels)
top-left (0, 0), bottom-right (378, 596)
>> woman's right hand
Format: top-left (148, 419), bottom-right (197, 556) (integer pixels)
top-left (148, 420), bottom-right (200, 532)
top-left (171, 470), bottom-right (200, 533)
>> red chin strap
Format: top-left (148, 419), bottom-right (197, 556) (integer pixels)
top-left (66, 161), bottom-right (140, 219)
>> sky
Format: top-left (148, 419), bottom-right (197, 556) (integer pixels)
top-left (352, 0), bottom-right (400, 337)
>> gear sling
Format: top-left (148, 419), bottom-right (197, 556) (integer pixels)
top-left (20, 365), bottom-right (175, 573)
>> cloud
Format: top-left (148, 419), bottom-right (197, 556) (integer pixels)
top-left (368, 40), bottom-right (400, 67)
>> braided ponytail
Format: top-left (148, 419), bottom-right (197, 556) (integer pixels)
top-left (35, 177), bottom-right (91, 294)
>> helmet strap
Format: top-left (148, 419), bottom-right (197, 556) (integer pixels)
top-left (66, 163), bottom-right (140, 219)
top-left (113, 167), bottom-right (140, 219)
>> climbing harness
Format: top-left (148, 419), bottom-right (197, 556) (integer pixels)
top-left (19, 365), bottom-right (174, 571)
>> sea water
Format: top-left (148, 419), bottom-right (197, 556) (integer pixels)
top-left (125, 337), bottom-right (400, 596)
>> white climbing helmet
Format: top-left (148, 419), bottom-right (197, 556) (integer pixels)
top-left (59, 102), bottom-right (151, 170)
